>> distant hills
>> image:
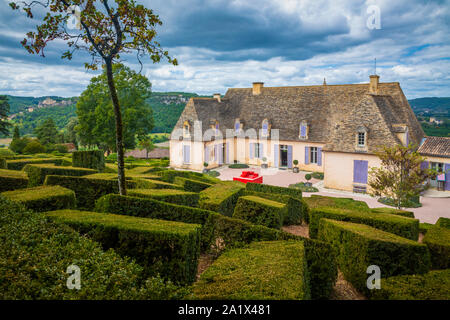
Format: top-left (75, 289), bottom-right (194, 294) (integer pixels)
top-left (2, 94), bottom-right (449, 138)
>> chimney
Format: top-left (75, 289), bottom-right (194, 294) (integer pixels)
top-left (369, 75), bottom-right (379, 94)
top-left (252, 82), bottom-right (264, 95)
top-left (213, 93), bottom-right (221, 103)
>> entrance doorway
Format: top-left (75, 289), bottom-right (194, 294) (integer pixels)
top-left (280, 145), bottom-right (288, 167)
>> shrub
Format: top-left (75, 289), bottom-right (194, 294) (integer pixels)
top-left (228, 163), bottom-right (249, 169)
top-left (318, 219), bottom-right (430, 293)
top-left (72, 150), bottom-right (105, 172)
top-left (0, 169), bottom-right (29, 192)
top-left (370, 207), bottom-right (415, 218)
top-left (23, 140), bottom-right (46, 154)
top-left (422, 226), bottom-right (450, 269)
top-left (158, 169), bottom-right (219, 184)
top-left (9, 137), bottom-right (32, 154)
top-left (419, 223), bottom-right (435, 234)
top-left (128, 189), bottom-right (200, 207)
top-left (309, 206), bottom-right (419, 240)
top-left (174, 176), bottom-right (213, 192)
top-left (304, 195), bottom-right (369, 211)
top-left (0, 148), bottom-right (15, 158)
top-left (0, 195), bottom-right (188, 300)
top-left (312, 172), bottom-right (324, 180)
top-left (95, 193), bottom-right (216, 252)
top-left (378, 196), bottom-right (422, 208)
top-left (192, 241), bottom-right (310, 300)
top-left (206, 170), bottom-right (220, 178)
top-left (199, 181), bottom-right (245, 216)
top-left (233, 195), bottom-right (285, 229)
top-left (436, 217), bottom-right (450, 229)
top-left (6, 158), bottom-right (64, 170)
top-left (46, 210), bottom-right (201, 285)
top-left (369, 269), bottom-right (450, 300)
top-left (243, 190), bottom-right (303, 225)
top-left (289, 182), bottom-right (319, 193)
top-left (305, 173), bottom-right (312, 181)
top-left (0, 157), bottom-right (6, 169)
top-left (1, 185), bottom-right (75, 212)
top-left (44, 175), bottom-right (153, 210)
top-left (246, 182), bottom-right (302, 199)
top-left (24, 164), bottom-right (97, 187)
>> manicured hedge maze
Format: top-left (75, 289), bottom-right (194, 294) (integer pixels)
top-left (0, 169), bottom-right (28, 192)
top-left (46, 210), bottom-right (202, 285)
top-left (24, 164), bottom-right (97, 187)
top-left (422, 226), bottom-right (450, 269)
top-left (370, 207), bottom-right (415, 218)
top-left (1, 185), bottom-right (75, 212)
top-left (174, 176), bottom-right (213, 192)
top-left (158, 169), bottom-right (219, 185)
top-left (0, 157), bottom-right (6, 169)
top-left (318, 219), bottom-right (430, 293)
top-left (128, 189), bottom-right (200, 207)
top-left (192, 241), bottom-right (310, 300)
top-left (436, 217), bottom-right (450, 229)
top-left (199, 181), bottom-right (245, 216)
top-left (72, 150), bottom-right (105, 172)
top-left (6, 158), bottom-right (65, 170)
top-left (233, 195), bottom-right (285, 229)
top-left (246, 182), bottom-right (303, 199)
top-left (310, 206), bottom-right (420, 240)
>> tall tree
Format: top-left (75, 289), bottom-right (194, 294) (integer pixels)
top-left (10, 0), bottom-right (177, 195)
top-left (76, 64), bottom-right (154, 152)
top-left (0, 95), bottom-right (11, 135)
top-left (34, 118), bottom-right (59, 145)
top-left (65, 117), bottom-right (78, 148)
top-left (368, 144), bottom-right (436, 209)
top-left (138, 136), bottom-right (155, 160)
top-left (12, 126), bottom-right (20, 140)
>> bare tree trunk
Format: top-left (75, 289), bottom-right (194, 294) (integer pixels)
top-left (105, 60), bottom-right (126, 195)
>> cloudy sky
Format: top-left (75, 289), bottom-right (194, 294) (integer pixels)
top-left (0, 0), bottom-right (449, 98)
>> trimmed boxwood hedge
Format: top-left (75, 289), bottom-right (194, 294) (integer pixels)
top-left (0, 196), bottom-right (188, 300)
top-left (95, 193), bottom-right (216, 252)
top-left (44, 175), bottom-right (154, 210)
top-left (304, 195), bottom-right (369, 212)
top-left (46, 209), bottom-right (201, 285)
top-left (174, 176), bottom-right (212, 192)
top-left (0, 169), bottom-right (29, 192)
top-left (199, 181), bottom-right (245, 216)
top-left (1, 185), bottom-right (75, 212)
top-left (128, 189), bottom-right (200, 207)
top-left (246, 182), bottom-right (302, 199)
top-left (158, 169), bottom-right (219, 185)
top-left (243, 190), bottom-right (304, 225)
top-left (6, 158), bottom-right (65, 170)
top-left (84, 173), bottom-right (179, 189)
top-left (370, 207), bottom-right (415, 218)
top-left (233, 195), bottom-right (285, 229)
top-left (422, 226), bottom-right (450, 269)
top-left (192, 241), bottom-right (310, 300)
top-left (419, 222), bottom-right (435, 234)
top-left (310, 206), bottom-right (419, 240)
top-left (369, 269), bottom-right (450, 300)
top-left (436, 217), bottom-right (450, 229)
top-left (0, 157), bottom-right (6, 169)
top-left (318, 219), bottom-right (430, 293)
top-left (72, 150), bottom-right (105, 172)
top-left (24, 164), bottom-right (97, 187)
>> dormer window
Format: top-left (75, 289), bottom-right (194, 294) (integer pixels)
top-left (183, 121), bottom-right (190, 137)
top-left (356, 126), bottom-right (368, 149)
top-left (262, 119), bottom-right (269, 137)
top-left (358, 132), bottom-right (365, 146)
top-left (299, 121), bottom-right (308, 139)
top-left (235, 119), bottom-right (240, 133)
top-left (215, 121), bottom-right (219, 135)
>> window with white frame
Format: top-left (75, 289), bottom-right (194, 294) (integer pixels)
top-left (310, 147), bottom-right (318, 164)
top-left (358, 132), bottom-right (365, 146)
top-left (356, 126), bottom-right (367, 148)
top-left (255, 143), bottom-right (261, 158)
top-left (183, 121), bottom-right (190, 136)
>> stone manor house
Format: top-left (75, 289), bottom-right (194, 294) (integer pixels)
top-left (170, 75), bottom-right (450, 192)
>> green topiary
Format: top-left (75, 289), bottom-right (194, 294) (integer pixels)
top-left (6, 158), bottom-right (65, 170)
top-left (436, 217), bottom-right (450, 229)
top-left (192, 241), bottom-right (310, 300)
top-left (0, 157), bottom-right (6, 169)
top-left (174, 176), bottom-right (213, 192)
top-left (233, 195), bottom-right (285, 229)
top-left (46, 209), bottom-right (201, 285)
top-left (1, 185), bottom-right (75, 212)
top-left (24, 164), bottom-right (97, 187)
top-left (305, 173), bottom-right (312, 181)
top-left (318, 219), bottom-right (430, 294)
top-left (422, 226), bottom-right (450, 269)
top-left (246, 182), bottom-right (303, 199)
top-left (72, 150), bottom-right (105, 172)
top-left (23, 140), bottom-right (46, 154)
top-left (128, 188), bottom-right (200, 207)
top-left (228, 163), bottom-right (249, 169)
top-left (0, 169), bottom-right (29, 192)
top-left (370, 207), bottom-right (415, 218)
top-left (199, 181), bottom-right (245, 216)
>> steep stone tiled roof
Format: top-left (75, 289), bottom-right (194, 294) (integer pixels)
top-left (172, 81), bottom-right (425, 155)
top-left (418, 136), bottom-right (450, 158)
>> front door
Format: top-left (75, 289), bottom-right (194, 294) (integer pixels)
top-left (430, 162), bottom-right (444, 188)
top-left (280, 145), bottom-right (288, 167)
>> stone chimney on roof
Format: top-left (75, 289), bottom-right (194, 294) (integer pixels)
top-left (213, 93), bottom-right (221, 103)
top-left (252, 82), bottom-right (264, 95)
top-left (369, 75), bottom-right (379, 95)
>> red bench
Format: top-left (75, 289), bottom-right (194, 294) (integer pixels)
top-left (233, 171), bottom-right (263, 184)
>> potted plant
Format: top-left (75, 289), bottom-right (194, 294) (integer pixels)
top-left (293, 160), bottom-right (299, 173)
top-left (305, 173), bottom-right (312, 187)
top-left (261, 157), bottom-right (268, 169)
top-left (203, 162), bottom-right (209, 173)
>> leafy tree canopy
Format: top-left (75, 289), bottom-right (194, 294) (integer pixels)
top-left (34, 118), bottom-right (59, 145)
top-left (0, 95), bottom-right (11, 135)
top-left (76, 63), bottom-right (153, 151)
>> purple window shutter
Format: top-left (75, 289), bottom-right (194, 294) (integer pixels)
top-left (445, 164), bottom-right (450, 191)
top-left (218, 145), bottom-right (223, 165)
top-left (354, 160), bottom-right (368, 183)
top-left (260, 143), bottom-right (263, 159)
top-left (305, 147), bottom-right (310, 164)
top-left (226, 143), bottom-right (229, 164)
top-left (250, 143), bottom-right (254, 159)
top-left (204, 146), bottom-right (209, 162)
top-left (420, 161), bottom-right (429, 170)
top-left (300, 125), bottom-right (306, 137)
top-left (287, 145), bottom-right (293, 168)
top-left (274, 144), bottom-right (279, 167)
top-left (214, 145), bottom-right (218, 162)
top-left (317, 148), bottom-right (322, 166)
